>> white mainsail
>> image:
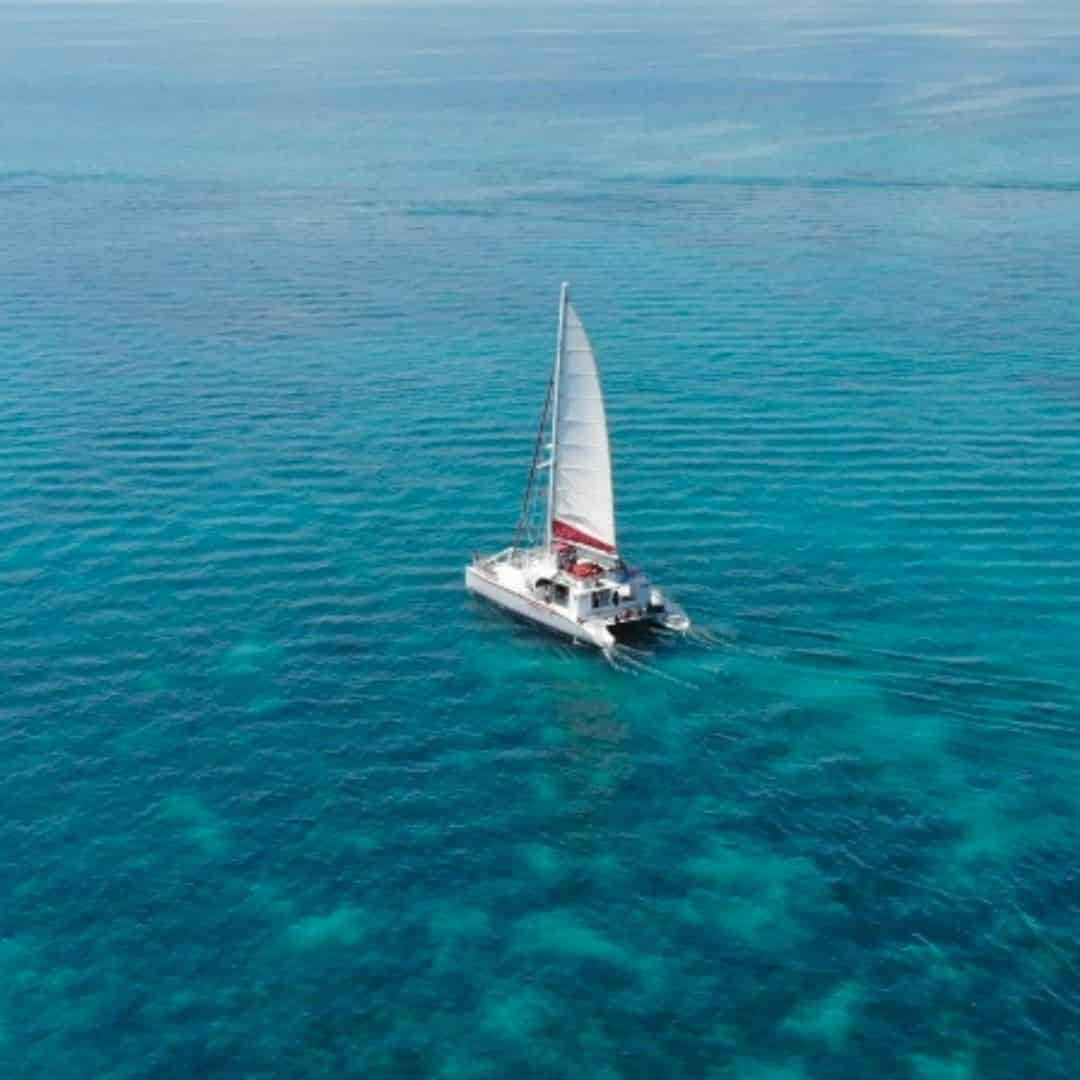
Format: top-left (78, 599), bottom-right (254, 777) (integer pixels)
top-left (550, 293), bottom-right (617, 554)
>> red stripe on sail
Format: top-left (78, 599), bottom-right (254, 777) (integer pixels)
top-left (553, 519), bottom-right (616, 554)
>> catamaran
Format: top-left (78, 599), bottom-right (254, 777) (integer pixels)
top-left (465, 283), bottom-right (689, 652)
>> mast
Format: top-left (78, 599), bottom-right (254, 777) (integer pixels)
top-left (545, 282), bottom-right (568, 550)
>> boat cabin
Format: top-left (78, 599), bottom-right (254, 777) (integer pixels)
top-left (531, 544), bottom-right (652, 623)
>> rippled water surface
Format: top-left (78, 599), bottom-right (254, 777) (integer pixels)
top-left (3, 2), bottom-right (1080, 1076)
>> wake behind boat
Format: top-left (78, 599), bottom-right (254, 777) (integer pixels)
top-left (466, 283), bottom-right (689, 652)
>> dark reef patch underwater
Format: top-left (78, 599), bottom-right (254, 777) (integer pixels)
top-left (2, 1), bottom-right (1079, 1076)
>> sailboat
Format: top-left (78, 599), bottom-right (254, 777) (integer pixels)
top-left (465, 283), bottom-right (689, 652)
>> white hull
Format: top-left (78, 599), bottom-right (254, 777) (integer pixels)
top-left (465, 562), bottom-right (616, 649)
top-left (465, 548), bottom-right (688, 652)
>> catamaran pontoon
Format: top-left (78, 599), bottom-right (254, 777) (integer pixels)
top-left (465, 283), bottom-right (689, 652)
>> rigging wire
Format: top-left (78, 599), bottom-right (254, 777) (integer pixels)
top-left (512, 366), bottom-right (555, 553)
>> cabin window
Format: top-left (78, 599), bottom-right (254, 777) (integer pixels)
top-left (591, 590), bottom-right (610, 609)
top-left (553, 584), bottom-right (570, 607)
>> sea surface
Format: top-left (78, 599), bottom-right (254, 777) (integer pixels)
top-left (3, 2), bottom-right (1080, 1077)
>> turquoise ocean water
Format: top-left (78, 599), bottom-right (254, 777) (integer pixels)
top-left (3, 2), bottom-right (1080, 1076)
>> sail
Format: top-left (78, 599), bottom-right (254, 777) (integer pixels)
top-left (551, 299), bottom-right (617, 554)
